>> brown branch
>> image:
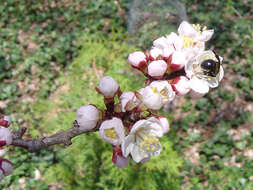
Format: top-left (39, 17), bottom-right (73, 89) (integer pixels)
top-left (10, 121), bottom-right (98, 152)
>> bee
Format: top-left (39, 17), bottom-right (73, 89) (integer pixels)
top-left (200, 51), bottom-right (221, 77)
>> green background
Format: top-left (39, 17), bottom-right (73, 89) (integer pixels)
top-left (0, 0), bottom-right (252, 189)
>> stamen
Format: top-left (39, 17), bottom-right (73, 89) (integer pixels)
top-left (139, 133), bottom-right (160, 156)
top-left (104, 128), bottom-right (117, 139)
top-left (152, 87), bottom-right (158, 94)
top-left (183, 36), bottom-right (194, 48)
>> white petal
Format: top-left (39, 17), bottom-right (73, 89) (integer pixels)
top-left (153, 36), bottom-right (169, 49)
top-left (122, 135), bottom-right (134, 157)
top-left (142, 87), bottom-right (163, 110)
top-left (218, 66), bottom-right (224, 82)
top-left (170, 51), bottom-right (187, 71)
top-left (189, 77), bottom-right (209, 94)
top-left (196, 30), bottom-right (214, 42)
top-left (171, 76), bottom-right (190, 95)
top-left (178, 21), bottom-right (198, 38)
top-left (99, 118), bottom-right (125, 146)
top-left (131, 145), bottom-right (146, 163)
top-left (98, 76), bottom-right (119, 98)
top-left (158, 116), bottom-right (170, 134)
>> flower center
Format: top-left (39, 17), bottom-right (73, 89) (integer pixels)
top-left (139, 133), bottom-right (160, 156)
top-left (183, 36), bottom-right (194, 48)
top-left (104, 128), bottom-right (117, 139)
top-left (192, 24), bottom-right (207, 34)
top-left (152, 87), bottom-right (158, 94)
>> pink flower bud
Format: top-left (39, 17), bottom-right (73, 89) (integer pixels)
top-left (98, 76), bottom-right (119, 98)
top-left (112, 147), bottom-right (129, 168)
top-left (149, 48), bottom-right (162, 61)
top-left (0, 116), bottom-right (11, 128)
top-left (147, 60), bottom-right (167, 79)
top-left (170, 51), bottom-right (186, 71)
top-left (0, 158), bottom-right (13, 176)
top-left (128, 51), bottom-right (147, 69)
top-left (99, 118), bottom-right (125, 146)
top-left (171, 76), bottom-right (190, 95)
top-left (158, 116), bottom-right (170, 134)
top-left (76, 105), bottom-right (100, 131)
top-left (0, 127), bottom-right (12, 147)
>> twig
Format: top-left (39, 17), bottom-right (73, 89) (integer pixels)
top-left (11, 121), bottom-right (98, 152)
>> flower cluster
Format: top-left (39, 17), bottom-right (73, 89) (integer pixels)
top-left (0, 115), bottom-right (13, 180)
top-left (128, 21), bottom-right (223, 98)
top-left (75, 21), bottom-right (224, 168)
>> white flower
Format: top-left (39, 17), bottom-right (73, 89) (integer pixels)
top-left (0, 116), bottom-right (11, 128)
top-left (128, 51), bottom-right (147, 69)
top-left (171, 76), bottom-right (191, 95)
top-left (147, 60), bottom-right (168, 79)
top-left (112, 147), bottom-right (129, 168)
top-left (99, 117), bottom-right (125, 146)
top-left (178, 21), bottom-right (214, 43)
top-left (153, 36), bottom-right (170, 49)
top-left (149, 48), bottom-right (163, 61)
top-left (98, 76), bottom-right (119, 98)
top-left (121, 117), bottom-right (164, 163)
top-left (0, 127), bottom-right (12, 146)
top-left (142, 81), bottom-right (175, 110)
top-left (0, 158), bottom-right (13, 176)
top-left (185, 50), bottom-right (224, 96)
top-left (120, 92), bottom-right (140, 112)
top-left (76, 105), bottom-right (100, 131)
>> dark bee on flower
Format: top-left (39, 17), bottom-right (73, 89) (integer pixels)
top-left (200, 51), bottom-right (221, 77)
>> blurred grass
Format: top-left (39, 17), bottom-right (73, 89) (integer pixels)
top-left (0, 0), bottom-right (252, 189)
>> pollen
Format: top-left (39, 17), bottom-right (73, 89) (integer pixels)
top-left (160, 88), bottom-right (169, 99)
top-left (193, 23), bottom-right (207, 33)
top-left (183, 36), bottom-right (194, 48)
top-left (152, 87), bottom-right (158, 94)
top-left (139, 134), bottom-right (160, 156)
top-left (104, 128), bottom-right (117, 139)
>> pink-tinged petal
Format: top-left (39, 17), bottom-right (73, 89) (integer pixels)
top-left (0, 170), bottom-right (3, 181)
top-left (76, 105), bottom-right (100, 131)
top-left (128, 51), bottom-right (147, 68)
top-left (178, 21), bottom-right (198, 38)
top-left (171, 76), bottom-right (190, 95)
top-left (147, 60), bottom-right (167, 79)
top-left (149, 48), bottom-right (163, 61)
top-left (158, 116), bottom-right (170, 134)
top-left (0, 127), bottom-right (12, 146)
top-left (112, 147), bottom-right (129, 168)
top-left (0, 159), bottom-right (13, 176)
top-left (98, 76), bottom-right (119, 98)
top-left (120, 92), bottom-right (135, 112)
top-left (189, 77), bottom-right (209, 94)
top-left (122, 135), bottom-right (134, 157)
top-left (0, 116), bottom-right (11, 128)
top-left (0, 148), bottom-right (6, 157)
top-left (195, 29), bottom-right (214, 42)
top-left (170, 51), bottom-right (187, 71)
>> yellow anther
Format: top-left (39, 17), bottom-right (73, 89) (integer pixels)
top-left (160, 88), bottom-right (168, 98)
top-left (183, 36), bottom-right (194, 48)
top-left (152, 87), bottom-right (158, 94)
top-left (203, 54), bottom-right (214, 60)
top-left (104, 128), bottom-right (117, 139)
